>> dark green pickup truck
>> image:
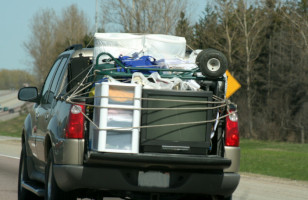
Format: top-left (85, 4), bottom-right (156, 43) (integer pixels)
top-left (18, 42), bottom-right (240, 200)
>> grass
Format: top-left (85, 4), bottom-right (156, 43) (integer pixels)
top-left (0, 114), bottom-right (26, 137)
top-left (240, 139), bottom-right (308, 181)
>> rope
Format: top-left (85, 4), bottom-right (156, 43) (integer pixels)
top-left (57, 64), bottom-right (94, 99)
top-left (58, 53), bottom-right (235, 134)
top-left (66, 99), bottom-right (227, 111)
top-left (186, 44), bottom-right (194, 51)
top-left (213, 95), bottom-right (224, 101)
top-left (69, 95), bottom-right (226, 104)
top-left (68, 82), bottom-right (93, 99)
top-left (91, 111), bottom-right (237, 131)
top-left (85, 36), bottom-right (94, 48)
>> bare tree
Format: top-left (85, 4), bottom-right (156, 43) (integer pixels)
top-left (190, 0), bottom-right (308, 142)
top-left (279, 3), bottom-right (308, 143)
top-left (24, 5), bottom-right (90, 86)
top-left (55, 4), bottom-right (89, 52)
top-left (24, 9), bottom-right (57, 85)
top-left (209, 0), bottom-right (242, 68)
top-left (234, 0), bottom-right (267, 138)
top-left (100, 0), bottom-right (188, 34)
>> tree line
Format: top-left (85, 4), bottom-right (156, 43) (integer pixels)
top-left (0, 70), bottom-right (35, 90)
top-left (20, 0), bottom-right (307, 143)
top-left (177, 0), bottom-right (308, 143)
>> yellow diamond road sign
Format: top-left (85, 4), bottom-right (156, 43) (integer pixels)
top-left (225, 70), bottom-right (241, 98)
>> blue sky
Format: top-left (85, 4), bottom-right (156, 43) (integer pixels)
top-left (0, 0), bottom-right (206, 72)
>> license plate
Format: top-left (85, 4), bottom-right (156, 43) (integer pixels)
top-left (138, 171), bottom-right (170, 188)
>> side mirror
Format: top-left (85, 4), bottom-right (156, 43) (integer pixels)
top-left (18, 87), bottom-right (39, 103)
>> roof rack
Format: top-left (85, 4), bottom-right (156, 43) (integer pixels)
top-left (64, 44), bottom-right (83, 52)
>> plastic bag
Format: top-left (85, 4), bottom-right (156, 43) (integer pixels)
top-left (117, 56), bottom-right (160, 74)
top-left (131, 72), bottom-right (200, 91)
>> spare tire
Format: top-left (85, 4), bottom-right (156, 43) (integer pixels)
top-left (195, 48), bottom-right (215, 65)
top-left (197, 49), bottom-right (227, 79)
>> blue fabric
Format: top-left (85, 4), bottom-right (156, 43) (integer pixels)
top-left (117, 56), bottom-right (158, 74)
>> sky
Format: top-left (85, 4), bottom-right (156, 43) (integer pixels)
top-left (0, 0), bottom-right (206, 72)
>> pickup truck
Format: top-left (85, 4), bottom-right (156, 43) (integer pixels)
top-left (17, 34), bottom-right (240, 200)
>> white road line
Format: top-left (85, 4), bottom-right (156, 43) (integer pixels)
top-left (0, 153), bottom-right (20, 160)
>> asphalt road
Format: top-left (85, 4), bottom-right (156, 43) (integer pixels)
top-left (0, 136), bottom-right (307, 200)
top-left (0, 137), bottom-right (20, 200)
top-left (0, 156), bottom-right (19, 199)
top-left (233, 173), bottom-right (308, 200)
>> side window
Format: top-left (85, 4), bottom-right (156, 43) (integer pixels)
top-left (48, 57), bottom-right (68, 104)
top-left (41, 58), bottom-right (62, 104)
top-left (57, 69), bottom-right (68, 96)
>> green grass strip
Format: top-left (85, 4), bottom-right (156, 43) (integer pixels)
top-left (0, 114), bottom-right (26, 137)
top-left (240, 139), bottom-right (308, 181)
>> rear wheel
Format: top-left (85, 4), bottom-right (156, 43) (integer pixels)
top-left (45, 149), bottom-right (75, 200)
top-left (18, 143), bottom-right (40, 200)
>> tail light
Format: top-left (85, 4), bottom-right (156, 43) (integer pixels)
top-left (225, 110), bottom-right (239, 147)
top-left (65, 104), bottom-right (85, 139)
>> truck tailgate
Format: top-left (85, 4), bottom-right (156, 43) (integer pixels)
top-left (85, 152), bottom-right (231, 170)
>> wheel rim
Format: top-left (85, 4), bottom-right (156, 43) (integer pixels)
top-left (207, 58), bottom-right (221, 72)
top-left (48, 162), bottom-right (52, 199)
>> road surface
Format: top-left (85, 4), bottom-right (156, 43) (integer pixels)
top-left (233, 173), bottom-right (308, 200)
top-left (0, 137), bottom-right (20, 200)
top-left (0, 155), bottom-right (19, 199)
top-left (0, 136), bottom-right (307, 200)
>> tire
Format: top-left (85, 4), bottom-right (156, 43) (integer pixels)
top-left (197, 49), bottom-right (227, 79)
top-left (18, 144), bottom-right (41, 200)
top-left (45, 149), bottom-right (74, 200)
top-left (212, 195), bottom-right (232, 200)
top-left (196, 48), bottom-right (215, 64)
